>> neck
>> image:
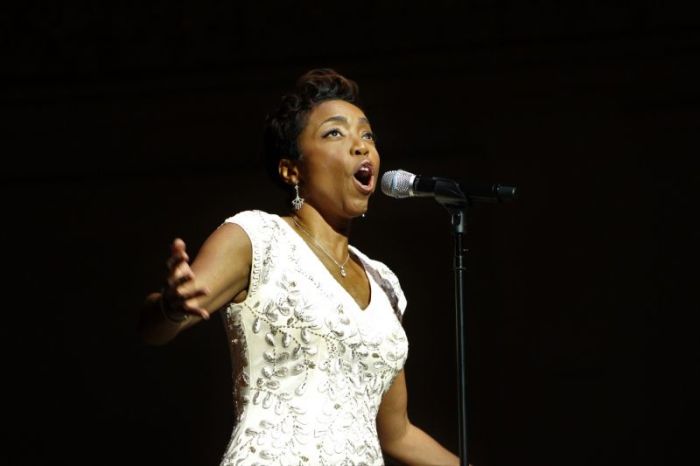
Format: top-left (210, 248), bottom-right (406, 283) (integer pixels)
top-left (292, 205), bottom-right (351, 257)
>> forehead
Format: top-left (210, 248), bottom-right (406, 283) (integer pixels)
top-left (306, 99), bottom-right (367, 125)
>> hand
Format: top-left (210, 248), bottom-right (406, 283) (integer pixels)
top-left (162, 238), bottom-right (211, 320)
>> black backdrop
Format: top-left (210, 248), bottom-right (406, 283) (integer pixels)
top-left (3, 2), bottom-right (696, 466)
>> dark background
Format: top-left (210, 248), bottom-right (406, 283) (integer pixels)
top-left (3, 2), bottom-right (697, 465)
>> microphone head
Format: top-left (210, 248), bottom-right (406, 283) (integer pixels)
top-left (381, 169), bottom-right (416, 198)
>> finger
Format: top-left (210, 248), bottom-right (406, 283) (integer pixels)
top-left (177, 286), bottom-right (210, 302)
top-left (170, 272), bottom-right (195, 288)
top-left (172, 278), bottom-right (200, 298)
top-left (172, 260), bottom-right (193, 280)
top-left (171, 238), bottom-right (186, 254)
top-left (166, 252), bottom-right (190, 270)
top-left (166, 262), bottom-right (195, 287)
top-left (166, 238), bottom-right (189, 264)
top-left (163, 291), bottom-right (208, 320)
top-left (181, 300), bottom-right (210, 320)
top-left (166, 281), bottom-right (208, 304)
top-left (171, 238), bottom-right (185, 252)
top-left (167, 266), bottom-right (194, 288)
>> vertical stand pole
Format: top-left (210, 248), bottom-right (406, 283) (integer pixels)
top-left (417, 176), bottom-right (513, 466)
top-left (434, 179), bottom-right (472, 466)
top-left (450, 207), bottom-right (469, 466)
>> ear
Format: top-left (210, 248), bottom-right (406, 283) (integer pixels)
top-left (278, 158), bottom-right (301, 186)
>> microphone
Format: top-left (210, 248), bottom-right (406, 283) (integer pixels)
top-left (381, 169), bottom-right (517, 203)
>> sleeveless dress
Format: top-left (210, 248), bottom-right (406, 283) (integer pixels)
top-left (219, 210), bottom-right (409, 466)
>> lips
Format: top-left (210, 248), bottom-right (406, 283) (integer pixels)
top-left (353, 161), bottom-right (375, 194)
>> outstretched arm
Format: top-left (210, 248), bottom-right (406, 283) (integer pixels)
top-left (377, 370), bottom-right (460, 466)
top-left (138, 222), bottom-right (252, 345)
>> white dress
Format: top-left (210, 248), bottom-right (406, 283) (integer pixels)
top-left (219, 210), bottom-right (409, 466)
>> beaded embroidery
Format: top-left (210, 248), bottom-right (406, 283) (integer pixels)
top-left (220, 211), bottom-right (408, 466)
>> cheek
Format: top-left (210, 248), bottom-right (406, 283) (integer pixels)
top-left (303, 153), bottom-right (345, 185)
top-left (311, 158), bottom-right (339, 176)
top-left (371, 149), bottom-right (381, 168)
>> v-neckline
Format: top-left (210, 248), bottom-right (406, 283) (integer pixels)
top-left (273, 214), bottom-right (373, 312)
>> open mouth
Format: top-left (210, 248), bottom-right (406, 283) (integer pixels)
top-left (353, 163), bottom-right (374, 188)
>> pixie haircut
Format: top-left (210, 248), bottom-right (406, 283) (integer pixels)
top-left (263, 68), bottom-right (360, 190)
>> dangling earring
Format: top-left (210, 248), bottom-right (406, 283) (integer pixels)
top-left (292, 184), bottom-right (304, 211)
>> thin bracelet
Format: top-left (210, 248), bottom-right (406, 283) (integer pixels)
top-left (159, 288), bottom-right (190, 323)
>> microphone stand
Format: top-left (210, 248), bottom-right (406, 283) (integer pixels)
top-left (433, 180), bottom-right (470, 466)
top-left (384, 169), bottom-right (515, 466)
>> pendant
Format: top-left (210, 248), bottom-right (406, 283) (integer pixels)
top-left (340, 266), bottom-right (347, 278)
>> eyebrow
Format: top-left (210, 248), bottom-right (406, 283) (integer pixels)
top-left (319, 115), bottom-right (371, 127)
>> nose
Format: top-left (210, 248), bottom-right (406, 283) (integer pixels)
top-left (351, 137), bottom-right (369, 157)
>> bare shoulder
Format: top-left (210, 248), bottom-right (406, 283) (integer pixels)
top-left (193, 222), bottom-right (252, 272)
top-left (201, 222), bottom-right (252, 253)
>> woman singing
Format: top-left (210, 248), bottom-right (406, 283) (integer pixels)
top-left (139, 69), bottom-right (459, 466)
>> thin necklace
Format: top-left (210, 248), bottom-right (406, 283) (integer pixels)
top-left (292, 216), bottom-right (350, 278)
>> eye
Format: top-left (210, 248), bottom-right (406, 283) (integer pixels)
top-left (362, 131), bottom-right (375, 141)
top-left (323, 128), bottom-right (343, 138)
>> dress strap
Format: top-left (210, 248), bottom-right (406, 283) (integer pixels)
top-left (349, 246), bottom-right (407, 322)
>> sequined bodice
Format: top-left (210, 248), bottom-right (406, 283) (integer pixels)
top-left (220, 211), bottom-right (408, 466)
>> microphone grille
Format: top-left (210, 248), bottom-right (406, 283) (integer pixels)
top-left (381, 169), bottom-right (415, 198)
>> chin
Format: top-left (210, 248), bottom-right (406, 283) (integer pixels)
top-left (348, 202), bottom-right (370, 219)
top-left (340, 191), bottom-right (372, 219)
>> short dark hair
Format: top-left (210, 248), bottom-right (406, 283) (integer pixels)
top-left (263, 68), bottom-right (360, 190)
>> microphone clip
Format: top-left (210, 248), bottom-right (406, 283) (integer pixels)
top-left (430, 178), bottom-right (468, 209)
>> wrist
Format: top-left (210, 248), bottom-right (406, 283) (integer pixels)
top-left (159, 288), bottom-right (189, 323)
